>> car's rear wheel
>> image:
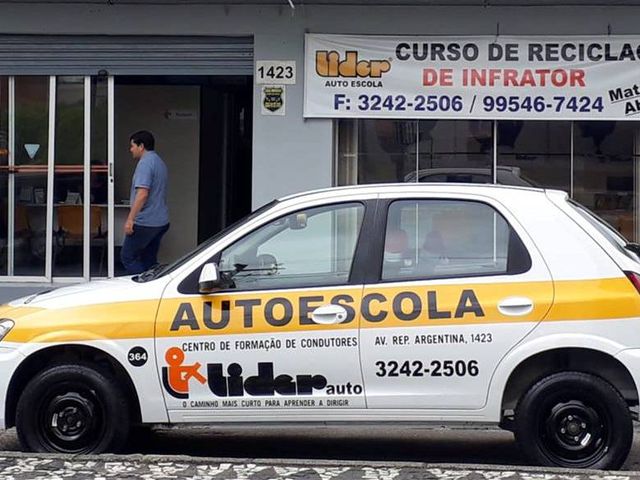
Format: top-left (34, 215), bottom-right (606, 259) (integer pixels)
top-left (514, 371), bottom-right (632, 469)
top-left (16, 364), bottom-right (130, 454)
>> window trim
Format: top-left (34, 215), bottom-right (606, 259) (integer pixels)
top-left (178, 200), bottom-right (373, 295)
top-left (368, 197), bottom-right (532, 285)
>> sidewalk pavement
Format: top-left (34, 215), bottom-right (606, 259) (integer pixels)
top-left (0, 452), bottom-right (636, 480)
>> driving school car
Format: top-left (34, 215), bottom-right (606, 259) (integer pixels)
top-left (1, 183), bottom-right (640, 469)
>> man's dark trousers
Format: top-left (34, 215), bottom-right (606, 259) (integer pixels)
top-left (121, 223), bottom-right (170, 274)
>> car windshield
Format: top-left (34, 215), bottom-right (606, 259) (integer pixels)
top-left (134, 200), bottom-right (278, 282)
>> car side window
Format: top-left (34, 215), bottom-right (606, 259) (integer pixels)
top-left (382, 199), bottom-right (531, 281)
top-left (218, 202), bottom-right (365, 291)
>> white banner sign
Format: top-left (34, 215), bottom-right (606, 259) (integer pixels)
top-left (304, 34), bottom-right (640, 120)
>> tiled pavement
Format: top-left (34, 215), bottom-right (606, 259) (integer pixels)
top-left (0, 454), bottom-right (636, 480)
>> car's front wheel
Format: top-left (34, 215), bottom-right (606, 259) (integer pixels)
top-left (514, 371), bottom-right (632, 469)
top-left (16, 363), bottom-right (130, 454)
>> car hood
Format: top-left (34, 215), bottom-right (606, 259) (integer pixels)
top-left (2, 275), bottom-right (169, 313)
top-left (8, 277), bottom-right (134, 306)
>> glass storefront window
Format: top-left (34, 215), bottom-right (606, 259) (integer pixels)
top-left (574, 121), bottom-right (638, 241)
top-left (415, 120), bottom-right (492, 183)
top-left (336, 119), bottom-right (357, 186)
top-left (336, 118), bottom-right (639, 242)
top-left (497, 121), bottom-right (571, 190)
top-left (354, 119), bottom-right (417, 184)
top-left (337, 119), bottom-right (493, 185)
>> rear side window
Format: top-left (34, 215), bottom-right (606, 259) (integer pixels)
top-left (567, 199), bottom-right (636, 260)
top-left (381, 199), bottom-right (531, 281)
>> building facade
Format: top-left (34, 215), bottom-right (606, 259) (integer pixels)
top-left (0, 0), bottom-right (638, 282)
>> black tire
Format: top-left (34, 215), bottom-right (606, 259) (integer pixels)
top-left (514, 371), bottom-right (632, 469)
top-left (16, 364), bottom-right (130, 454)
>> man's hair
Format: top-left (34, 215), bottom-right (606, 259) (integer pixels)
top-left (129, 130), bottom-right (155, 151)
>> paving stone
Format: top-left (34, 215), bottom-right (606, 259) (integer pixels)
top-left (0, 456), bottom-right (636, 480)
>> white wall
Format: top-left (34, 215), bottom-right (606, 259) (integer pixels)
top-left (115, 85), bottom-right (200, 264)
top-left (0, 3), bottom-right (638, 209)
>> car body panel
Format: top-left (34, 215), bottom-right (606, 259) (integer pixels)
top-left (0, 184), bottom-right (638, 430)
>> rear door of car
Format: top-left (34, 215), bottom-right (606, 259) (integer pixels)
top-left (359, 191), bottom-right (554, 409)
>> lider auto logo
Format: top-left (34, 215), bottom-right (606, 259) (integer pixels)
top-left (315, 50), bottom-right (391, 78)
top-left (162, 347), bottom-right (362, 399)
top-left (162, 347), bottom-right (207, 399)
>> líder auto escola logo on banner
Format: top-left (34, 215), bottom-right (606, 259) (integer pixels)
top-left (304, 34), bottom-right (640, 120)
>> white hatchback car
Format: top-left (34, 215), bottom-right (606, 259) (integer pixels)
top-left (0, 184), bottom-right (640, 469)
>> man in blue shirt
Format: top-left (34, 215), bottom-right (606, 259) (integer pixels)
top-left (121, 130), bottom-right (170, 275)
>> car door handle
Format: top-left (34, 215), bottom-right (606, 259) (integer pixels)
top-left (311, 304), bottom-right (348, 325)
top-left (498, 297), bottom-right (534, 316)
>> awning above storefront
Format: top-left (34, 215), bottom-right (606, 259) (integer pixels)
top-left (0, 35), bottom-right (253, 75)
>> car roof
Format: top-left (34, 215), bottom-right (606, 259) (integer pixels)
top-left (279, 182), bottom-right (554, 204)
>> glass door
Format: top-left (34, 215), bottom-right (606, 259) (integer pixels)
top-left (52, 76), bottom-right (84, 278)
top-left (89, 76), bottom-right (109, 278)
top-left (12, 76), bottom-right (52, 278)
top-left (51, 75), bottom-right (114, 279)
top-left (0, 75), bottom-right (115, 281)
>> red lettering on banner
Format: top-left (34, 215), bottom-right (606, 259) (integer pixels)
top-left (570, 69), bottom-right (586, 87)
top-left (551, 69), bottom-right (568, 86)
top-left (470, 69), bottom-right (486, 86)
top-left (489, 69), bottom-right (500, 86)
top-left (520, 70), bottom-right (536, 87)
top-left (441, 69), bottom-right (453, 86)
top-left (461, 68), bottom-right (585, 87)
top-left (423, 68), bottom-right (453, 86)
top-left (504, 69), bottom-right (519, 86)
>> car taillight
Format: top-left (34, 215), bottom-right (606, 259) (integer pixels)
top-left (625, 271), bottom-right (640, 294)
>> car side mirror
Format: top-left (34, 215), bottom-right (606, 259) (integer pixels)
top-left (198, 262), bottom-right (222, 294)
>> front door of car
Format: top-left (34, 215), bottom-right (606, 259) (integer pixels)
top-left (155, 201), bottom-right (369, 421)
top-left (360, 196), bottom-right (554, 409)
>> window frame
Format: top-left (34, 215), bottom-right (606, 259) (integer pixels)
top-left (368, 197), bottom-right (532, 284)
top-left (178, 199), bottom-right (375, 294)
